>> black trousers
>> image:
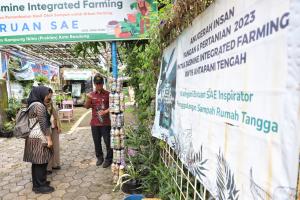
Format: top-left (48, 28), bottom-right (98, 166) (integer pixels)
top-left (32, 163), bottom-right (48, 188)
top-left (91, 126), bottom-right (113, 162)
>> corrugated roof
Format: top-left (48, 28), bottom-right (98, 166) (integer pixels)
top-left (0, 43), bottom-right (109, 67)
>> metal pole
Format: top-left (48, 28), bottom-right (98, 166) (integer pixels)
top-left (296, 155), bottom-right (300, 200)
top-left (3, 53), bottom-right (11, 98)
top-left (111, 41), bottom-right (118, 79)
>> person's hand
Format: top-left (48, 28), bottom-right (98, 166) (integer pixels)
top-left (86, 93), bottom-right (92, 99)
top-left (98, 110), bottom-right (107, 116)
top-left (47, 139), bottom-right (53, 148)
top-left (57, 128), bottom-right (62, 134)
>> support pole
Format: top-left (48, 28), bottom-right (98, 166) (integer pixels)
top-left (3, 53), bottom-right (11, 98)
top-left (111, 42), bottom-right (118, 79)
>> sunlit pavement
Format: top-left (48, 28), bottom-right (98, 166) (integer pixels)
top-left (0, 127), bottom-right (125, 200)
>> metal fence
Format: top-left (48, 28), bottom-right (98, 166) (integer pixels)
top-left (160, 144), bottom-right (214, 200)
top-left (161, 143), bottom-right (300, 200)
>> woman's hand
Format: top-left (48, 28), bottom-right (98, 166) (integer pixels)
top-left (47, 138), bottom-right (53, 148)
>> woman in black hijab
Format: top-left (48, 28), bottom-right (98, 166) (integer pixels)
top-left (23, 86), bottom-right (55, 194)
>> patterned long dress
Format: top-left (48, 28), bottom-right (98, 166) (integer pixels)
top-left (23, 103), bottom-right (52, 164)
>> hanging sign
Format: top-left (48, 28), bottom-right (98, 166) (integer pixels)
top-left (152, 0), bottom-right (300, 199)
top-left (72, 83), bottom-right (82, 97)
top-left (63, 69), bottom-right (92, 80)
top-left (0, 0), bottom-right (156, 45)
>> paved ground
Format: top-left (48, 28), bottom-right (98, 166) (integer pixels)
top-left (78, 113), bottom-right (92, 127)
top-left (0, 126), bottom-right (125, 200)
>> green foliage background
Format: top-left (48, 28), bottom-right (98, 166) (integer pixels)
top-left (73, 0), bottom-right (214, 198)
top-left (119, 1), bottom-right (179, 197)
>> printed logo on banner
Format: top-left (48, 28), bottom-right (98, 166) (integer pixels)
top-left (8, 56), bottom-right (35, 80)
top-left (1, 53), bottom-right (8, 80)
top-left (157, 48), bottom-right (176, 132)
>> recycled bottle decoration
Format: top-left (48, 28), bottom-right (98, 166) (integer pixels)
top-left (110, 77), bottom-right (126, 183)
top-left (112, 164), bottom-right (119, 184)
top-left (113, 150), bottom-right (116, 163)
top-left (114, 93), bottom-right (120, 113)
top-left (113, 175), bottom-right (118, 184)
top-left (114, 129), bottom-right (120, 149)
top-left (110, 114), bottom-right (117, 127)
top-left (120, 129), bottom-right (125, 149)
top-left (119, 128), bottom-right (124, 136)
top-left (116, 150), bottom-right (121, 164)
top-left (120, 149), bottom-right (125, 165)
top-left (116, 114), bottom-right (121, 127)
top-left (110, 128), bottom-right (115, 147)
top-left (114, 128), bottom-right (120, 136)
top-left (109, 93), bottom-right (114, 113)
top-left (111, 163), bottom-right (115, 174)
top-left (120, 92), bottom-right (125, 112)
top-left (111, 79), bottom-right (117, 92)
top-left (116, 78), bottom-right (123, 93)
top-left (119, 165), bottom-right (124, 176)
top-left (118, 113), bottom-right (124, 127)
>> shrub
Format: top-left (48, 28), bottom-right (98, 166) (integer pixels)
top-left (5, 98), bottom-right (21, 121)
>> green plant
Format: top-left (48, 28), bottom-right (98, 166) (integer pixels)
top-left (155, 162), bottom-right (181, 200)
top-left (19, 80), bottom-right (34, 98)
top-left (55, 94), bottom-right (64, 103)
top-left (65, 95), bottom-right (73, 100)
top-left (125, 125), bottom-right (147, 149)
top-left (117, 2), bottom-right (176, 195)
top-left (113, 159), bottom-right (142, 192)
top-left (124, 106), bottom-right (135, 114)
top-left (35, 75), bottom-right (50, 84)
top-left (5, 98), bottom-right (21, 121)
top-left (126, 159), bottom-right (143, 181)
top-left (124, 122), bottom-right (161, 196)
top-left (2, 121), bottom-right (15, 132)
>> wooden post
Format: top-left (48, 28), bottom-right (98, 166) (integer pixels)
top-left (0, 80), bottom-right (8, 126)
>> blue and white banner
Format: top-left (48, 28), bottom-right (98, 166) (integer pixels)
top-left (153, 0), bottom-right (300, 199)
top-left (12, 62), bottom-right (35, 81)
top-left (0, 52), bottom-right (8, 80)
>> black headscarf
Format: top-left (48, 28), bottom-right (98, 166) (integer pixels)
top-left (27, 86), bottom-right (51, 106)
top-left (27, 86), bottom-right (52, 127)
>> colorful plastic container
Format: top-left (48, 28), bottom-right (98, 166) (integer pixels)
top-left (124, 194), bottom-right (145, 200)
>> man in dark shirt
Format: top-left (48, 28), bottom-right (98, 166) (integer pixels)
top-left (84, 74), bottom-right (112, 168)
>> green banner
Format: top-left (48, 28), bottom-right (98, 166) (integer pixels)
top-left (0, 33), bottom-right (147, 45)
top-left (0, 0), bottom-right (156, 45)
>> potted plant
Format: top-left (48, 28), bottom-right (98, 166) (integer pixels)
top-left (122, 161), bottom-right (143, 194)
top-left (113, 159), bottom-right (143, 194)
top-left (122, 123), bottom-right (161, 196)
top-left (55, 94), bottom-right (64, 108)
top-left (0, 121), bottom-right (14, 138)
top-left (5, 98), bottom-right (21, 121)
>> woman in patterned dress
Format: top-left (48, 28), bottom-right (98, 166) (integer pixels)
top-left (23, 86), bottom-right (55, 194)
top-left (46, 99), bottom-right (62, 174)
